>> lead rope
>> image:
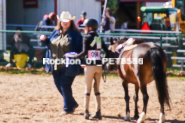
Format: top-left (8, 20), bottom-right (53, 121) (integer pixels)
top-left (102, 63), bottom-right (109, 83)
top-left (102, 67), bottom-right (106, 83)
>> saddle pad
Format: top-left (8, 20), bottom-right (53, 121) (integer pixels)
top-left (123, 44), bottom-right (137, 51)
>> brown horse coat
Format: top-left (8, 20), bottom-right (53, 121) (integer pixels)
top-left (117, 42), bottom-right (167, 86)
top-left (108, 38), bottom-right (170, 122)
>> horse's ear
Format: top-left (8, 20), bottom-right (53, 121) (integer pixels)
top-left (110, 37), bottom-right (114, 45)
top-left (113, 38), bottom-right (118, 43)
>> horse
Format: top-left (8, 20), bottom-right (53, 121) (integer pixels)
top-left (106, 37), bottom-right (170, 123)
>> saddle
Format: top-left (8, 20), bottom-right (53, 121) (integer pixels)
top-left (116, 38), bottom-right (145, 66)
top-left (115, 38), bottom-right (145, 52)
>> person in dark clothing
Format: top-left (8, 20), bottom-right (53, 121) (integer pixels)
top-left (40, 12), bottom-right (56, 31)
top-left (35, 14), bottom-right (49, 31)
top-left (65, 19), bottom-right (108, 120)
top-left (40, 11), bottom-right (83, 115)
top-left (6, 27), bottom-right (35, 67)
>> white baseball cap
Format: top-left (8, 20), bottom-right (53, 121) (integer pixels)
top-left (57, 11), bottom-right (76, 22)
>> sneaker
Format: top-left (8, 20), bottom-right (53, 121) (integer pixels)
top-left (90, 110), bottom-right (102, 120)
top-left (27, 63), bottom-right (32, 68)
top-left (6, 63), bottom-right (12, 67)
top-left (84, 110), bottom-right (89, 119)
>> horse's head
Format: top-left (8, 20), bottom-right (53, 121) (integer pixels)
top-left (106, 37), bottom-right (128, 71)
top-left (107, 36), bottom-right (128, 57)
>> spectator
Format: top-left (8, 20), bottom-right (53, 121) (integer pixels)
top-left (76, 11), bottom-right (87, 27)
top-left (6, 27), bottom-right (35, 68)
top-left (121, 18), bottom-right (129, 33)
top-left (35, 14), bottom-right (48, 31)
top-left (40, 12), bottom-right (56, 31)
top-left (121, 18), bottom-right (128, 29)
top-left (76, 11), bottom-right (87, 32)
top-left (43, 14), bottom-right (48, 19)
top-left (101, 8), bottom-right (116, 33)
top-left (163, 17), bottom-right (168, 30)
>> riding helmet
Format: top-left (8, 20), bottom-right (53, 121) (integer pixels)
top-left (83, 19), bottom-right (99, 31)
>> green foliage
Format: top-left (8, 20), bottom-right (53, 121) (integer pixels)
top-left (167, 68), bottom-right (181, 73)
top-left (107, 0), bottom-right (119, 13)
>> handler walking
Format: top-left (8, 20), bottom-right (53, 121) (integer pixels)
top-left (40, 11), bottom-right (83, 114)
top-left (65, 19), bottom-right (108, 120)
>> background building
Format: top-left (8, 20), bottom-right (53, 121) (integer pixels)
top-left (57, 0), bottom-right (102, 24)
top-left (6, 0), bottom-right (57, 28)
top-left (5, 0), bottom-right (170, 29)
top-left (0, 0), bottom-right (170, 59)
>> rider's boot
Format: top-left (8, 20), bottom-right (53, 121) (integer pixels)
top-left (91, 109), bottom-right (102, 120)
top-left (84, 109), bottom-right (89, 119)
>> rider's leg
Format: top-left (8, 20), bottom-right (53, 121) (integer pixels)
top-left (84, 66), bottom-right (95, 119)
top-left (94, 66), bottom-right (102, 112)
top-left (91, 66), bottom-right (102, 119)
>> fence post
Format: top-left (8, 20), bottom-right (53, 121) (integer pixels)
top-left (179, 34), bottom-right (183, 49)
top-left (160, 34), bottom-right (162, 47)
top-left (181, 60), bottom-right (184, 71)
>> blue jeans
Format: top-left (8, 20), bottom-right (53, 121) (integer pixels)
top-left (52, 67), bottom-right (78, 112)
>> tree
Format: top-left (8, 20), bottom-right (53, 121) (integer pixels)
top-left (107, 0), bottom-right (119, 13)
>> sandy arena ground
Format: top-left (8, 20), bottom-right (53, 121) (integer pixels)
top-left (0, 74), bottom-right (185, 123)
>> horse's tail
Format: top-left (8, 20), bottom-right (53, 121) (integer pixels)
top-left (149, 47), bottom-right (170, 108)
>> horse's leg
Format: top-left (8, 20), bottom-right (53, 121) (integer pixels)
top-left (134, 84), bottom-right (139, 119)
top-left (122, 82), bottom-right (131, 121)
top-left (137, 85), bottom-right (149, 123)
top-left (159, 103), bottom-right (165, 123)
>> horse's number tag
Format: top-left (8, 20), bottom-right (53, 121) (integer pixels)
top-left (88, 50), bottom-right (101, 60)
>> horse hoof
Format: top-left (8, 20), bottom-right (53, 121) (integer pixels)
top-left (137, 119), bottom-right (145, 123)
top-left (124, 112), bottom-right (131, 121)
top-left (159, 113), bottom-right (165, 123)
top-left (159, 120), bottom-right (165, 123)
top-left (124, 116), bottom-right (131, 121)
top-left (124, 117), bottom-right (131, 121)
top-left (137, 112), bottom-right (145, 123)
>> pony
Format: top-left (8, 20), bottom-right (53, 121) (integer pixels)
top-left (107, 37), bottom-right (170, 123)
